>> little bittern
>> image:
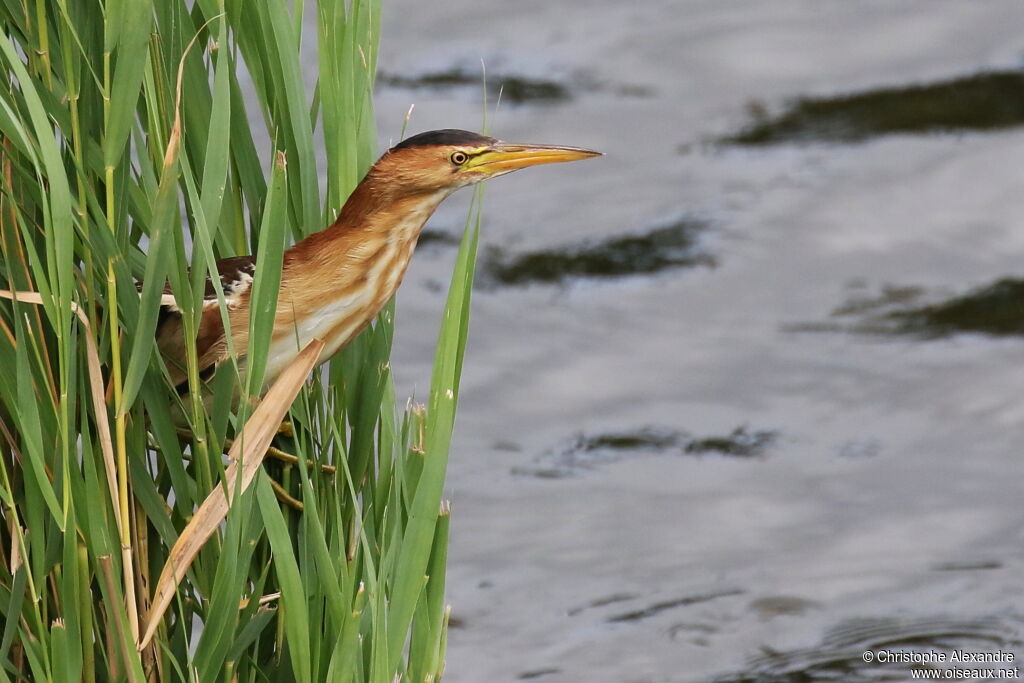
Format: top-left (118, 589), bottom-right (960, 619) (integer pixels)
top-left (157, 129), bottom-right (601, 390)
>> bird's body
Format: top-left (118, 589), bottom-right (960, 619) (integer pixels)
top-left (156, 129), bottom-right (600, 391)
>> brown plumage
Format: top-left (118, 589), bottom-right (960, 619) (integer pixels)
top-left (156, 129), bottom-right (601, 392)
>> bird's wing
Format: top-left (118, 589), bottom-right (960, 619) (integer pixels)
top-left (201, 255), bottom-right (257, 302)
top-left (155, 254), bottom-right (257, 390)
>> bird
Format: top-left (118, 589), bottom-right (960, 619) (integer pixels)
top-left (155, 129), bottom-right (601, 392)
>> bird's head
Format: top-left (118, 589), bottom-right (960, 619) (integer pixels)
top-left (373, 129), bottom-right (602, 197)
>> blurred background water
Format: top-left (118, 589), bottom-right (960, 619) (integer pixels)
top-left (359, 1), bottom-right (1024, 680)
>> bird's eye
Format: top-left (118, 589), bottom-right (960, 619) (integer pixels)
top-left (450, 151), bottom-right (469, 166)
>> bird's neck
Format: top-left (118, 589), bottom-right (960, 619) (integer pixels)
top-left (336, 173), bottom-right (450, 243)
top-left (288, 171), bottom-right (451, 265)
top-left (268, 174), bottom-right (451, 368)
top-left (280, 171), bottom-right (453, 334)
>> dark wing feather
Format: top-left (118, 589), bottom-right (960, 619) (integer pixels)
top-left (202, 255), bottom-right (257, 300)
top-left (146, 254), bottom-right (258, 307)
top-left (152, 254), bottom-right (257, 391)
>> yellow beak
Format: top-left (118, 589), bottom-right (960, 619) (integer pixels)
top-left (466, 142), bottom-right (603, 175)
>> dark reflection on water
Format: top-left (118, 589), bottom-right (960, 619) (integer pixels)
top-left (378, 68), bottom-right (571, 104)
top-left (724, 70), bottom-right (1024, 145)
top-left (932, 560), bottom-right (1002, 572)
top-left (797, 279), bottom-right (1024, 338)
top-left (882, 278), bottom-right (1024, 337)
top-left (711, 616), bottom-right (1023, 683)
top-left (515, 427), bottom-right (685, 478)
top-left (571, 428), bottom-right (682, 453)
top-left (829, 285), bottom-right (926, 318)
top-left (480, 217), bottom-right (714, 287)
top-left (515, 425), bottom-right (776, 478)
top-left (567, 592), bottom-right (638, 617)
top-left (379, 67), bottom-right (653, 104)
top-left (417, 227), bottom-right (461, 248)
top-left (685, 426), bottom-right (777, 458)
top-left (607, 589), bottom-right (744, 624)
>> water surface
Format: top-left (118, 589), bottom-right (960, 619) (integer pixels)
top-left (369, 1), bottom-right (1024, 680)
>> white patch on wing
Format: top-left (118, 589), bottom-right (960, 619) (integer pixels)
top-left (224, 269), bottom-right (254, 298)
top-left (200, 265), bottom-right (254, 310)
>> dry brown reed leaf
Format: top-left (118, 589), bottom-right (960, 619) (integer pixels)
top-left (138, 338), bottom-right (324, 650)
